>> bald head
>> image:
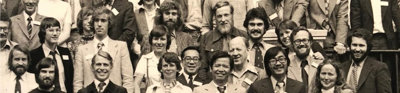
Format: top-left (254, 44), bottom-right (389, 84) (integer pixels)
top-left (228, 36), bottom-right (248, 66)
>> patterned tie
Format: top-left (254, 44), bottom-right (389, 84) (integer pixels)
top-left (301, 60), bottom-right (309, 86)
top-left (217, 86), bottom-right (226, 93)
top-left (49, 51), bottom-right (61, 90)
top-left (349, 63), bottom-right (359, 93)
top-left (15, 76), bottom-right (21, 93)
top-left (98, 82), bottom-right (106, 93)
top-left (275, 81), bottom-right (285, 93)
top-left (27, 17), bottom-right (32, 35)
top-left (254, 43), bottom-right (264, 69)
top-left (97, 42), bottom-right (105, 50)
top-left (188, 75), bottom-right (194, 90)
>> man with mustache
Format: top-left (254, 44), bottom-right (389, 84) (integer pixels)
top-left (228, 36), bottom-right (264, 89)
top-left (341, 28), bottom-right (391, 93)
top-left (199, 1), bottom-right (247, 72)
top-left (0, 45), bottom-right (37, 93)
top-left (78, 51), bottom-right (127, 93)
top-left (194, 51), bottom-right (246, 93)
top-left (177, 46), bottom-right (212, 90)
top-left (0, 9), bottom-right (18, 75)
top-left (244, 7), bottom-right (275, 79)
top-left (73, 6), bottom-right (134, 93)
top-left (28, 17), bottom-right (74, 93)
top-left (287, 27), bottom-right (325, 92)
top-left (29, 58), bottom-right (63, 93)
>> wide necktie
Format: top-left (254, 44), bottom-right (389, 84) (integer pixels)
top-left (275, 81), bottom-right (285, 93)
top-left (349, 63), bottom-right (359, 93)
top-left (301, 60), bottom-right (309, 86)
top-left (188, 75), bottom-right (194, 90)
top-left (49, 51), bottom-right (61, 91)
top-left (217, 86), bottom-right (226, 93)
top-left (254, 43), bottom-right (264, 69)
top-left (97, 42), bottom-right (105, 50)
top-left (15, 76), bottom-right (21, 93)
top-left (27, 17), bottom-right (32, 35)
top-left (98, 82), bottom-right (106, 93)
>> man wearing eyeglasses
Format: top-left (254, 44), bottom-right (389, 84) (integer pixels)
top-left (228, 36), bottom-right (263, 89)
top-left (177, 46), bottom-right (212, 90)
top-left (9, 0), bottom-right (45, 51)
top-left (287, 27), bottom-right (324, 93)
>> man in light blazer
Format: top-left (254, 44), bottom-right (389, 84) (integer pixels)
top-left (10, 0), bottom-right (45, 51)
top-left (73, 6), bottom-right (134, 93)
top-left (193, 51), bottom-right (246, 93)
top-left (341, 28), bottom-right (391, 93)
top-left (258, 0), bottom-right (308, 27)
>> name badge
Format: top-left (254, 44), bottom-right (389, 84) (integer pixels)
top-left (269, 13), bottom-right (278, 20)
top-left (381, 1), bottom-right (388, 6)
top-left (62, 55), bottom-right (69, 60)
top-left (193, 81), bottom-right (203, 86)
top-left (32, 21), bottom-right (41, 25)
top-left (244, 78), bottom-right (253, 84)
top-left (112, 8), bottom-right (119, 15)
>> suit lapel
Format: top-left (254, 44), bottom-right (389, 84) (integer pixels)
top-left (327, 0), bottom-right (337, 17)
top-left (316, 0), bottom-right (328, 15)
top-left (30, 14), bottom-right (44, 40)
top-left (286, 78), bottom-right (298, 93)
top-left (87, 83), bottom-right (99, 93)
top-left (357, 57), bottom-right (373, 89)
top-left (177, 74), bottom-right (188, 85)
top-left (136, 10), bottom-right (149, 36)
top-left (263, 78), bottom-right (275, 93)
top-left (107, 39), bottom-right (118, 59)
top-left (103, 82), bottom-right (116, 93)
top-left (342, 61), bottom-right (351, 80)
top-left (204, 83), bottom-right (217, 93)
top-left (15, 14), bottom-right (30, 39)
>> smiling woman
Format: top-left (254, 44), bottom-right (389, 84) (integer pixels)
top-left (312, 60), bottom-right (353, 93)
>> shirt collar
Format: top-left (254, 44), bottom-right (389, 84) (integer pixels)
top-left (138, 4), bottom-right (160, 12)
top-left (94, 79), bottom-right (110, 91)
top-left (210, 27), bottom-right (244, 43)
top-left (351, 57), bottom-right (366, 67)
top-left (23, 11), bottom-right (36, 21)
top-left (93, 36), bottom-right (110, 46)
top-left (321, 86), bottom-right (335, 93)
top-left (232, 63), bottom-right (258, 78)
top-left (42, 44), bottom-right (59, 57)
top-left (249, 40), bottom-right (266, 49)
top-left (212, 81), bottom-right (227, 88)
top-left (1, 40), bottom-right (14, 50)
top-left (182, 72), bottom-right (197, 82)
top-left (271, 76), bottom-right (287, 90)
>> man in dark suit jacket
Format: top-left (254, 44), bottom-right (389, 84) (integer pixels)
top-left (341, 28), bottom-right (392, 93)
top-left (248, 47), bottom-right (306, 93)
top-left (78, 51), bottom-right (127, 93)
top-left (351, 0), bottom-right (400, 49)
top-left (28, 17), bottom-right (74, 93)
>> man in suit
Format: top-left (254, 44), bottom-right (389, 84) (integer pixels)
top-left (304, 0), bottom-right (348, 52)
top-left (248, 47), bottom-right (306, 93)
top-left (342, 28), bottom-right (392, 93)
top-left (78, 51), bottom-right (127, 93)
top-left (351, 0), bottom-right (400, 49)
top-left (28, 17), bottom-right (73, 93)
top-left (177, 46), bottom-right (212, 90)
top-left (258, 0), bottom-right (307, 27)
top-left (29, 58), bottom-right (64, 93)
top-left (193, 51), bottom-right (246, 93)
top-left (73, 6), bottom-right (134, 93)
top-left (287, 27), bottom-right (325, 92)
top-left (10, 0), bottom-right (45, 51)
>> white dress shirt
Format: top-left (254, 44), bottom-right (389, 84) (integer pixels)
top-left (321, 87), bottom-right (335, 93)
top-left (134, 51), bottom-right (162, 85)
top-left (94, 79), bottom-right (110, 92)
top-left (93, 36), bottom-right (110, 52)
top-left (271, 76), bottom-right (287, 92)
top-left (0, 71), bottom-right (38, 93)
top-left (42, 44), bottom-right (66, 92)
top-left (371, 0), bottom-right (385, 33)
top-left (212, 81), bottom-right (228, 93)
top-left (0, 40), bottom-right (17, 75)
top-left (23, 11), bottom-right (36, 26)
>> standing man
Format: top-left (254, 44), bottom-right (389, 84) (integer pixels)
top-left (342, 28), bottom-right (391, 93)
top-left (0, 10), bottom-right (18, 75)
top-left (177, 46), bottom-right (212, 90)
top-left (29, 58), bottom-right (64, 93)
top-left (228, 37), bottom-right (265, 89)
top-left (0, 45), bottom-right (37, 93)
top-left (287, 27), bottom-right (325, 92)
top-left (243, 7), bottom-right (275, 79)
top-left (73, 6), bottom-right (134, 93)
top-left (199, 1), bottom-right (247, 71)
top-left (78, 51), bottom-right (128, 93)
top-left (351, 0), bottom-right (400, 49)
top-left (193, 51), bottom-right (246, 93)
top-left (10, 0), bottom-right (45, 51)
top-left (28, 17), bottom-right (74, 93)
top-left (257, 0), bottom-right (307, 27)
top-left (248, 47), bottom-right (306, 93)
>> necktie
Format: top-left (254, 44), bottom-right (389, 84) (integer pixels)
top-left (15, 76), bottom-right (21, 93)
top-left (188, 75), bottom-right (194, 89)
top-left (349, 63), bottom-right (359, 93)
top-left (275, 81), bottom-right (285, 93)
top-left (301, 60), bottom-right (309, 86)
top-left (222, 35), bottom-right (231, 52)
top-left (217, 86), bottom-right (226, 93)
top-left (168, 32), bottom-right (177, 53)
top-left (98, 82), bottom-right (106, 93)
top-left (49, 51), bottom-right (61, 91)
top-left (254, 43), bottom-right (264, 69)
top-left (27, 16), bottom-right (32, 35)
top-left (97, 42), bottom-right (105, 50)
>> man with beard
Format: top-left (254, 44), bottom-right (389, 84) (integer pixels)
top-left (78, 51), bottom-right (127, 93)
top-left (9, 0), bottom-right (45, 51)
top-left (151, 1), bottom-right (194, 56)
top-left (341, 28), bottom-right (391, 93)
top-left (28, 17), bottom-right (74, 93)
top-left (0, 45), bottom-right (37, 93)
top-left (177, 46), bottom-right (212, 90)
top-left (287, 27), bottom-right (325, 92)
top-left (199, 1), bottom-right (247, 72)
top-left (0, 10), bottom-right (18, 75)
top-left (73, 6), bottom-right (134, 93)
top-left (228, 37), bottom-right (264, 89)
top-left (248, 47), bottom-right (305, 93)
top-left (29, 58), bottom-right (64, 93)
top-left (244, 7), bottom-right (275, 79)
top-left (193, 51), bottom-right (246, 93)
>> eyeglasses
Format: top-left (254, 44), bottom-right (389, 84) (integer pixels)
top-left (183, 56), bottom-right (199, 62)
top-left (0, 27), bottom-right (8, 32)
top-left (24, 2), bottom-right (37, 6)
top-left (269, 56), bottom-right (287, 64)
top-left (293, 39), bottom-right (310, 45)
top-left (164, 12), bottom-right (178, 16)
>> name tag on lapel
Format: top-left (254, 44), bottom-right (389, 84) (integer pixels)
top-left (381, 1), bottom-right (388, 6)
top-left (62, 55), bottom-right (69, 60)
top-left (193, 81), bottom-right (202, 86)
top-left (32, 21), bottom-right (41, 25)
top-left (111, 8), bottom-right (119, 15)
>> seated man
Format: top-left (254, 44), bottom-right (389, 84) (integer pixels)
top-left (78, 51), bottom-right (127, 93)
top-left (29, 58), bottom-right (64, 93)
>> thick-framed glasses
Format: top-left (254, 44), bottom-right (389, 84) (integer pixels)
top-left (183, 56), bottom-right (199, 62)
top-left (269, 56), bottom-right (287, 64)
top-left (0, 27), bottom-right (9, 33)
top-left (293, 39), bottom-right (310, 45)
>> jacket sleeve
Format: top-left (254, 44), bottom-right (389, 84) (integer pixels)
top-left (350, 0), bottom-right (361, 29)
top-left (335, 0), bottom-right (349, 44)
top-left (291, 0), bottom-right (309, 25)
top-left (73, 46), bottom-right (84, 93)
top-left (118, 2), bottom-right (138, 44)
top-left (376, 63), bottom-right (392, 93)
top-left (119, 42), bottom-right (135, 93)
top-left (201, 0), bottom-right (213, 33)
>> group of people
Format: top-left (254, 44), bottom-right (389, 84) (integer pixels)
top-left (0, 0), bottom-right (397, 93)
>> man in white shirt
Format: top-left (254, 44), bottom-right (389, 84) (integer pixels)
top-left (0, 10), bottom-right (18, 75)
top-left (29, 58), bottom-right (64, 93)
